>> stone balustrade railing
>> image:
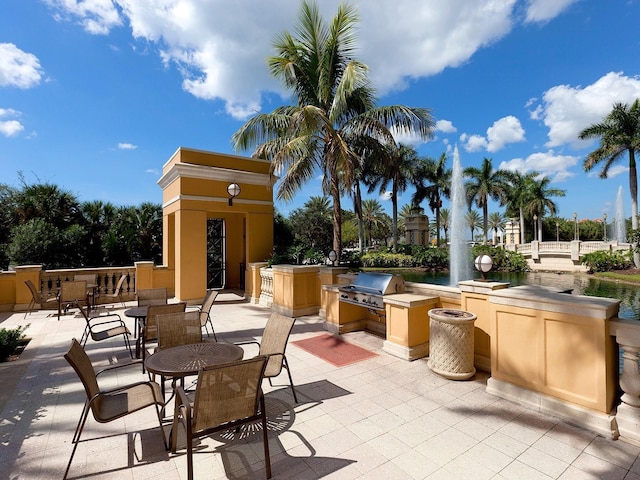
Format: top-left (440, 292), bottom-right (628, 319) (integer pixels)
top-left (40, 267), bottom-right (137, 304)
top-left (258, 267), bottom-right (273, 307)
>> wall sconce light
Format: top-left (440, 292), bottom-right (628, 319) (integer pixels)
top-left (474, 254), bottom-right (493, 281)
top-left (227, 183), bottom-right (241, 206)
top-left (328, 250), bottom-right (337, 266)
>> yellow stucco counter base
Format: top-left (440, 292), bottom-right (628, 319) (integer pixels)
top-left (486, 285), bottom-right (620, 438)
top-left (383, 293), bottom-right (439, 361)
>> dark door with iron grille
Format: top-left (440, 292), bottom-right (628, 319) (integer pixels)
top-left (207, 219), bottom-right (225, 288)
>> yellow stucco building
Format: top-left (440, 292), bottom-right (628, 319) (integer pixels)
top-left (158, 147), bottom-right (275, 303)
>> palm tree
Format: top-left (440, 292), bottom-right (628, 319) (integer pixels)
top-left (523, 176), bottom-right (566, 242)
top-left (579, 99), bottom-right (640, 265)
top-left (504, 170), bottom-right (539, 244)
top-left (488, 211), bottom-right (505, 245)
top-left (464, 158), bottom-right (511, 245)
top-left (440, 208), bottom-right (450, 244)
top-left (232, 1), bottom-right (433, 261)
top-left (361, 199), bottom-right (387, 248)
top-left (365, 143), bottom-right (418, 251)
top-left (412, 153), bottom-right (451, 247)
top-left (465, 210), bottom-right (481, 242)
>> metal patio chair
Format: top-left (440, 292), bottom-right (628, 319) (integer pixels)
top-left (236, 312), bottom-right (298, 403)
top-left (198, 289), bottom-right (218, 340)
top-left (24, 279), bottom-right (57, 318)
top-left (63, 338), bottom-right (167, 479)
top-left (171, 356), bottom-right (271, 480)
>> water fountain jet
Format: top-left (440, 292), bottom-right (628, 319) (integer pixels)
top-left (449, 146), bottom-right (473, 286)
top-left (615, 186), bottom-right (627, 243)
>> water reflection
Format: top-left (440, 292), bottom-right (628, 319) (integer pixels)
top-left (402, 271), bottom-right (640, 321)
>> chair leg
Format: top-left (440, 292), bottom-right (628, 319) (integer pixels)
top-left (122, 333), bottom-right (133, 359)
top-left (260, 394), bottom-right (272, 478)
top-left (64, 402), bottom-right (91, 479)
top-left (207, 318), bottom-right (217, 341)
top-left (283, 356), bottom-right (298, 403)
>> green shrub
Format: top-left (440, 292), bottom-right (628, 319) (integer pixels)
top-left (581, 250), bottom-right (633, 273)
top-left (471, 245), bottom-right (529, 272)
top-left (361, 252), bottom-right (415, 268)
top-left (0, 324), bottom-right (29, 360)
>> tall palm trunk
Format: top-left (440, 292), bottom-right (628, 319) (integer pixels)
top-left (392, 182), bottom-right (398, 251)
top-left (354, 182), bottom-right (365, 252)
top-left (483, 204), bottom-right (489, 245)
top-left (329, 164), bottom-right (342, 261)
top-left (629, 149), bottom-right (639, 266)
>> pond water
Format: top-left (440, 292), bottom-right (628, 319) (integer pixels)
top-left (400, 271), bottom-right (640, 321)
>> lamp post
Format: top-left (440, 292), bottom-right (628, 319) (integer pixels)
top-left (574, 212), bottom-right (578, 241)
top-left (227, 183), bottom-right (241, 206)
top-left (533, 214), bottom-right (538, 241)
top-left (474, 254), bottom-right (493, 281)
top-left (603, 212), bottom-right (607, 241)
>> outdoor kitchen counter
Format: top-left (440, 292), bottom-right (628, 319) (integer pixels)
top-left (383, 293), bottom-right (440, 361)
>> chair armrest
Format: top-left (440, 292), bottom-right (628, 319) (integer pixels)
top-left (99, 379), bottom-right (160, 397)
top-left (234, 340), bottom-right (261, 348)
top-left (88, 313), bottom-right (127, 328)
top-left (95, 359), bottom-right (144, 377)
top-left (172, 386), bottom-right (192, 453)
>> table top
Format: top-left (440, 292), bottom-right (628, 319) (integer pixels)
top-left (124, 306), bottom-right (148, 318)
top-left (144, 342), bottom-right (244, 377)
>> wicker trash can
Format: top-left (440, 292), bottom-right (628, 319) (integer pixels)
top-left (427, 308), bottom-right (477, 380)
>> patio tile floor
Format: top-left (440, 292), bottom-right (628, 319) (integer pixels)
top-left (1, 293), bottom-right (639, 479)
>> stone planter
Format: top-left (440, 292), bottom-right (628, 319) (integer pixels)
top-left (427, 308), bottom-right (477, 380)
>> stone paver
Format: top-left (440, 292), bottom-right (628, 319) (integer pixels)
top-left (0, 294), bottom-right (638, 479)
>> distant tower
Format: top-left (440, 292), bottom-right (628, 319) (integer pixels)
top-left (404, 209), bottom-right (430, 246)
top-left (504, 218), bottom-right (521, 245)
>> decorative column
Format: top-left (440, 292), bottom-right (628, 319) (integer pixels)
top-left (610, 319), bottom-right (640, 443)
top-left (404, 212), bottom-right (429, 246)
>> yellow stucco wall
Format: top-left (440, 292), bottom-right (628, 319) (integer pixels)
top-left (158, 147), bottom-right (274, 303)
top-left (489, 289), bottom-right (618, 414)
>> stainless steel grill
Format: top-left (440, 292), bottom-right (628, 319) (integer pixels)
top-left (338, 272), bottom-right (405, 311)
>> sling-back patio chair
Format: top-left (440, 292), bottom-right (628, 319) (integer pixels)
top-left (137, 287), bottom-right (168, 306)
top-left (102, 274), bottom-right (128, 307)
top-left (235, 312), bottom-right (298, 403)
top-left (155, 310), bottom-right (203, 397)
top-left (78, 306), bottom-right (133, 358)
top-left (57, 280), bottom-right (88, 320)
top-left (63, 338), bottom-right (167, 479)
top-left (74, 273), bottom-right (98, 308)
top-left (171, 356), bottom-right (271, 480)
top-left (198, 289), bottom-right (218, 340)
top-left (138, 302), bottom-right (186, 371)
top-left (24, 279), bottom-right (58, 318)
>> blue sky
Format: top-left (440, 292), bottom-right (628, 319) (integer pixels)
top-left (2, 0), bottom-right (640, 224)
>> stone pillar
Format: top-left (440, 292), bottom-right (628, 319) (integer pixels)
top-left (404, 213), bottom-right (429, 246)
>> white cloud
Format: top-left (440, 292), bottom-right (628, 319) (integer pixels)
top-left (44, 0), bottom-right (122, 34)
top-left (462, 134), bottom-right (488, 152)
top-left (0, 120), bottom-right (23, 137)
top-left (461, 115), bottom-right (525, 152)
top-left (532, 72), bottom-right (640, 148)
top-left (586, 164), bottom-right (628, 180)
top-left (486, 115), bottom-right (525, 152)
top-left (43, 1), bottom-right (578, 121)
top-left (0, 108), bottom-right (24, 137)
top-left (118, 142), bottom-right (137, 150)
top-left (435, 119), bottom-right (456, 133)
top-left (499, 150), bottom-right (579, 182)
top-left (524, 0), bottom-right (578, 23)
top-left (0, 43), bottom-right (43, 88)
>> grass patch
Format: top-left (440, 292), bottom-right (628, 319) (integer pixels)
top-left (594, 271), bottom-right (640, 284)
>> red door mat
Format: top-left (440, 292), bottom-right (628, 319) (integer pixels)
top-left (292, 334), bottom-right (378, 367)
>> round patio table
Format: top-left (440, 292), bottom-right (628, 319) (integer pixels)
top-left (145, 342), bottom-right (244, 379)
top-left (124, 306), bottom-right (148, 345)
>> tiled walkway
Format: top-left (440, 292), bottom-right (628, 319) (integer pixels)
top-left (1, 293), bottom-right (640, 479)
